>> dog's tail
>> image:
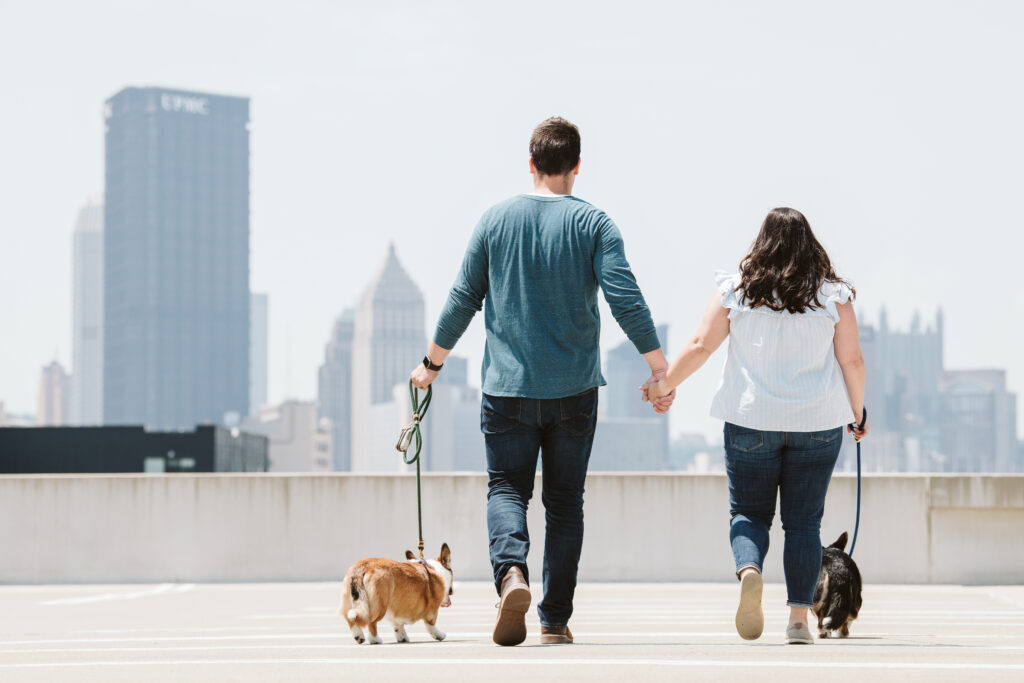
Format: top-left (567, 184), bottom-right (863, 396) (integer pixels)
top-left (822, 584), bottom-right (852, 632)
top-left (342, 568), bottom-right (370, 623)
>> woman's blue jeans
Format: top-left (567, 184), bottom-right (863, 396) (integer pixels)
top-left (482, 388), bottom-right (598, 628)
top-left (723, 421), bottom-right (842, 608)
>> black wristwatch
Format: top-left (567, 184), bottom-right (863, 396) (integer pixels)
top-left (422, 356), bottom-right (443, 372)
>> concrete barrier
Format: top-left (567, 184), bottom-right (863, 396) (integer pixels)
top-left (1, 473), bottom-right (1022, 584)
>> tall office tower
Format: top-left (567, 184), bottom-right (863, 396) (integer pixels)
top-left (590, 325), bottom-right (670, 470)
top-left (37, 361), bottom-right (71, 426)
top-left (604, 324), bottom-right (669, 419)
top-left (318, 309), bottom-right (354, 470)
top-left (103, 87), bottom-right (250, 429)
top-left (351, 245), bottom-right (426, 471)
top-left (250, 293), bottom-right (268, 417)
top-left (71, 198), bottom-right (104, 425)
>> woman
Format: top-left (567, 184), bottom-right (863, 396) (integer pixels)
top-left (647, 207), bottom-right (868, 644)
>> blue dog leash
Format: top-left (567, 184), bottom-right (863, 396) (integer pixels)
top-left (847, 406), bottom-right (867, 557)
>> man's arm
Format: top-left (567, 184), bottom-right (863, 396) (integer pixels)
top-left (593, 217), bottom-right (674, 413)
top-left (410, 221), bottom-right (488, 390)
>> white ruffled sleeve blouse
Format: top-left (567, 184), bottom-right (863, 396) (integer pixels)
top-left (709, 271), bottom-right (857, 432)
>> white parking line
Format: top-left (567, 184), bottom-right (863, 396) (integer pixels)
top-left (5, 642), bottom-right (1024, 655)
top-left (1, 657), bottom-right (1023, 671)
top-left (3, 631), bottom-right (1024, 646)
top-left (39, 584), bottom-right (188, 606)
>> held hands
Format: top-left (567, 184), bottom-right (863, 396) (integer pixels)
top-left (640, 371), bottom-right (675, 414)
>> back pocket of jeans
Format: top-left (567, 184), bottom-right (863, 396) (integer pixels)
top-left (558, 388), bottom-right (597, 437)
top-left (481, 396), bottom-right (520, 435)
top-left (809, 428), bottom-right (841, 444)
top-left (726, 423), bottom-right (764, 452)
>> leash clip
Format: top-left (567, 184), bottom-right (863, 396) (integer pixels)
top-left (396, 424), bottom-right (415, 453)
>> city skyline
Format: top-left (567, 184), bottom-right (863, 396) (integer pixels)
top-left (2, 3), bottom-right (1023, 446)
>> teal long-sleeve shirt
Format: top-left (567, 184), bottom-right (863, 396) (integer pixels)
top-left (434, 194), bottom-right (661, 399)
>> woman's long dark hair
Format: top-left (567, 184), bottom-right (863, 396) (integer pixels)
top-left (738, 208), bottom-right (854, 313)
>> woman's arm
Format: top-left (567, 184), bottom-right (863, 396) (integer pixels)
top-left (834, 301), bottom-right (868, 438)
top-left (646, 291), bottom-right (730, 400)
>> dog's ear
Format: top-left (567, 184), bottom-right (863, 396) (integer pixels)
top-left (439, 542), bottom-right (451, 569)
top-left (405, 550), bottom-right (415, 560)
top-left (830, 532), bottom-right (849, 551)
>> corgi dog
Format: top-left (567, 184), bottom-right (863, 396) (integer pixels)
top-left (339, 543), bottom-right (453, 644)
top-left (812, 532), bottom-right (863, 638)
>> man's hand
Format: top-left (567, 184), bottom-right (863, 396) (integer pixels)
top-left (410, 363), bottom-right (439, 390)
top-left (640, 371), bottom-right (675, 414)
top-left (410, 345), bottom-right (452, 390)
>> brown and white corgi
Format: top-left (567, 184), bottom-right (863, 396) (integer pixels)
top-left (339, 543), bottom-right (453, 644)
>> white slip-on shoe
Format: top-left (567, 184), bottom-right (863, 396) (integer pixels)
top-left (735, 571), bottom-right (764, 640)
top-left (786, 622), bottom-right (814, 644)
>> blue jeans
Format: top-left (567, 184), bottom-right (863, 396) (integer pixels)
top-left (482, 388), bottom-right (598, 628)
top-left (723, 422), bottom-right (842, 608)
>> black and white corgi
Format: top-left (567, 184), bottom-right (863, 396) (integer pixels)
top-left (812, 532), bottom-right (863, 638)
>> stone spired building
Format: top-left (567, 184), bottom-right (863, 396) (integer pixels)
top-left (350, 245), bottom-right (426, 471)
top-left (102, 87), bottom-right (250, 429)
top-left (318, 309), bottom-right (355, 470)
top-left (71, 198), bottom-right (104, 425)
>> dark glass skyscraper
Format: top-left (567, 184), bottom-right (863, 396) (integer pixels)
top-left (103, 87), bottom-right (250, 429)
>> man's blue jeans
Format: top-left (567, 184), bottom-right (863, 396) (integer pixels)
top-left (723, 421), bottom-right (843, 608)
top-left (482, 388), bottom-right (598, 628)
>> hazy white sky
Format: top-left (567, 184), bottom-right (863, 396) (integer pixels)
top-left (1, 1), bottom-right (1022, 441)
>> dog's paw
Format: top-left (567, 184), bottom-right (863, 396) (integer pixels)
top-left (367, 635), bottom-right (383, 645)
top-left (818, 630), bottom-right (830, 639)
top-left (430, 629), bottom-right (446, 641)
top-left (395, 630), bottom-right (410, 643)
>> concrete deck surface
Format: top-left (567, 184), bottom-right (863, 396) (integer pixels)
top-left (2, 581), bottom-right (1023, 682)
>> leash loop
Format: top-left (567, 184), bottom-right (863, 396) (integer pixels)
top-left (396, 380), bottom-right (432, 559)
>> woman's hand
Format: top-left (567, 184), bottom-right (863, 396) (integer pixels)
top-left (642, 378), bottom-right (676, 413)
top-left (847, 409), bottom-right (869, 441)
top-left (645, 378), bottom-right (671, 401)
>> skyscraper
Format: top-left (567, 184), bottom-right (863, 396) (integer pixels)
top-left (250, 293), bottom-right (268, 417)
top-left (37, 361), bottom-right (70, 426)
top-left (350, 245), bottom-right (426, 471)
top-left (71, 198), bottom-right (104, 425)
top-left (103, 87), bottom-right (250, 429)
top-left (604, 324), bottom-right (669, 420)
top-left (318, 309), bottom-right (354, 470)
top-left (589, 326), bottom-right (670, 470)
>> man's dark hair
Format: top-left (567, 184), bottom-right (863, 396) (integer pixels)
top-left (529, 117), bottom-right (581, 176)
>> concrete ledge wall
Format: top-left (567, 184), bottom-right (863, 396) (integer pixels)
top-left (1, 473), bottom-right (1022, 584)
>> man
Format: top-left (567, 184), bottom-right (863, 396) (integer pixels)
top-left (410, 117), bottom-right (674, 646)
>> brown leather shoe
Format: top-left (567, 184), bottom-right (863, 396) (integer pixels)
top-left (493, 566), bottom-right (531, 646)
top-left (540, 625), bottom-right (573, 644)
